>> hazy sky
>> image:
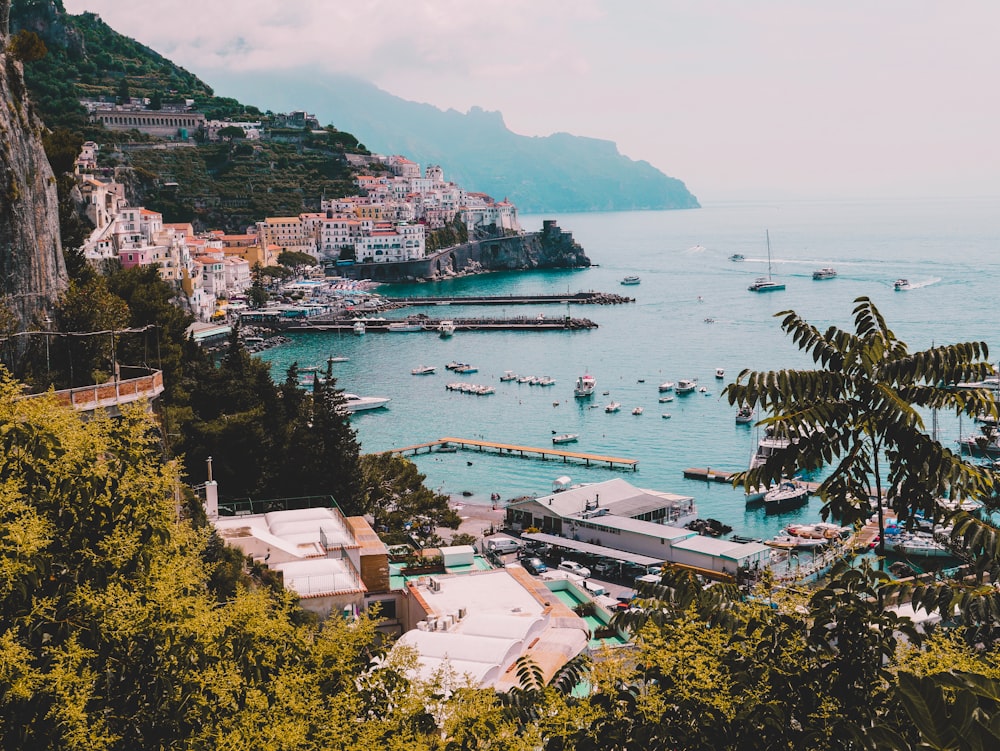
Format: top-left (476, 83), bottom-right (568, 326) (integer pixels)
top-left (62, 1), bottom-right (1000, 201)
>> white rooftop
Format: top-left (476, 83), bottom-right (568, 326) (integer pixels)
top-left (671, 534), bottom-right (771, 561)
top-left (270, 557), bottom-right (364, 598)
top-left (516, 478), bottom-right (695, 520)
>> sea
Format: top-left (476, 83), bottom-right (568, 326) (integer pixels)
top-left (258, 197), bottom-right (1000, 545)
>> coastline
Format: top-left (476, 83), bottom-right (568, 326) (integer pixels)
top-left (442, 497), bottom-right (507, 543)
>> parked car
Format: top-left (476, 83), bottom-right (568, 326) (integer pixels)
top-left (593, 560), bottom-right (620, 577)
top-left (522, 557), bottom-right (548, 575)
top-left (557, 560), bottom-right (591, 578)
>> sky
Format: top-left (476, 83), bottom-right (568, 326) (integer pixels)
top-left (62, 0), bottom-right (1000, 202)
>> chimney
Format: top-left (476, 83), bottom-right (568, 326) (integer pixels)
top-left (205, 455), bottom-right (218, 519)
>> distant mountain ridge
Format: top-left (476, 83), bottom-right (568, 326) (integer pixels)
top-left (207, 71), bottom-right (701, 214)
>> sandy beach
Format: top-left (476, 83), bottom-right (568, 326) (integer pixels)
top-left (440, 498), bottom-right (508, 543)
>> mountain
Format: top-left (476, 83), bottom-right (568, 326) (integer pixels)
top-left (206, 71), bottom-right (700, 214)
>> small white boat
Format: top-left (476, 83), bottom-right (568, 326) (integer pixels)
top-left (632, 406), bottom-right (644, 415)
top-left (411, 365), bottom-right (436, 375)
top-left (552, 433), bottom-right (579, 445)
top-left (658, 381), bottom-right (675, 392)
top-left (715, 368), bottom-right (725, 379)
top-left (605, 401), bottom-right (621, 413)
top-left (327, 355), bottom-right (349, 363)
top-left (882, 530), bottom-right (951, 558)
top-left (499, 370), bottom-right (518, 382)
top-left (735, 404), bottom-right (754, 424)
top-left (445, 361), bottom-right (462, 371)
top-left (438, 320), bottom-right (456, 337)
top-left (621, 275), bottom-right (641, 285)
top-left (340, 393), bottom-right (390, 413)
top-left (352, 320), bottom-right (366, 336)
top-left (659, 395), bottom-right (674, 403)
top-left (813, 267), bottom-right (837, 280)
top-left (764, 534), bottom-right (828, 550)
top-left (574, 373), bottom-right (597, 398)
top-left (517, 375), bottom-right (534, 384)
top-left (537, 376), bottom-right (556, 386)
top-left (676, 379), bottom-right (697, 394)
top-left (894, 278), bottom-right (910, 291)
top-left (454, 364), bottom-right (478, 374)
top-left (661, 413), bottom-right (672, 419)
top-left (388, 321), bottom-right (424, 332)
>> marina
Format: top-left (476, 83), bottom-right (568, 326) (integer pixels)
top-left (388, 437), bottom-right (638, 471)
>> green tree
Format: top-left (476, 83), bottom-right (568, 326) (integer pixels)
top-left (217, 125), bottom-right (245, 141)
top-left (116, 76), bottom-right (130, 104)
top-left (277, 250), bottom-right (318, 268)
top-left (52, 276), bottom-right (131, 387)
top-left (6, 29), bottom-right (47, 62)
top-left (248, 263), bottom-right (269, 308)
top-left (724, 297), bottom-right (996, 554)
top-left (359, 453), bottom-right (460, 544)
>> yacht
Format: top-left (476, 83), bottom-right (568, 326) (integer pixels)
top-left (748, 230), bottom-right (785, 292)
top-left (894, 279), bottom-right (911, 291)
top-left (621, 275), bottom-right (641, 285)
top-left (604, 401), bottom-right (621, 413)
top-left (763, 480), bottom-right (810, 513)
top-left (812, 267), bottom-right (837, 280)
top-left (340, 393), bottom-right (390, 413)
top-left (675, 379), bottom-right (698, 394)
top-left (438, 320), bottom-right (456, 337)
top-left (574, 373), bottom-right (597, 398)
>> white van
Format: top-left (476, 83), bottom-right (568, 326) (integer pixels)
top-left (485, 536), bottom-right (523, 555)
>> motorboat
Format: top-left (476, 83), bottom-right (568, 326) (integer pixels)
top-left (658, 381), bottom-right (675, 392)
top-left (748, 230), bottom-right (785, 292)
top-left (340, 393), bottom-right (390, 413)
top-left (621, 275), bottom-right (641, 285)
top-left (786, 522), bottom-right (851, 540)
top-left (327, 355), bottom-right (349, 363)
top-left (517, 375), bottom-right (534, 384)
top-left (735, 404), bottom-right (754, 424)
top-left (537, 376), bottom-right (556, 386)
top-left (411, 365), bottom-right (436, 375)
top-left (715, 368), bottom-right (725, 379)
top-left (749, 428), bottom-right (793, 469)
top-left (661, 413), bottom-right (672, 419)
top-left (881, 528), bottom-right (952, 558)
top-left (388, 321), bottom-right (424, 332)
top-left (605, 401), bottom-right (621, 413)
top-left (763, 480), bottom-right (810, 512)
top-left (352, 320), bottom-right (366, 336)
top-left (574, 373), bottom-right (597, 398)
top-left (894, 279), bottom-right (910, 291)
top-left (438, 320), bottom-right (456, 337)
top-left (454, 364), bottom-right (478, 374)
top-left (812, 267), bottom-right (837, 280)
top-left (445, 361), bottom-right (462, 371)
top-left (729, 253), bottom-right (745, 262)
top-left (552, 433), bottom-right (579, 445)
top-left (676, 379), bottom-right (697, 394)
top-left (764, 534), bottom-right (828, 550)
top-left (659, 395), bottom-right (674, 403)
top-left (632, 406), bottom-right (644, 415)
top-left (500, 370), bottom-right (519, 382)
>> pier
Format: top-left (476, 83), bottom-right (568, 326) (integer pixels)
top-left (383, 291), bottom-right (634, 306)
top-left (281, 315), bottom-right (598, 333)
top-left (387, 437), bottom-right (638, 471)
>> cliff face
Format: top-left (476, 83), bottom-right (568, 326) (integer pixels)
top-left (342, 221), bottom-right (591, 283)
top-left (0, 0), bottom-right (67, 328)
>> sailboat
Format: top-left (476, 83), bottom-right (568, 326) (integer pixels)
top-left (747, 230), bottom-right (786, 292)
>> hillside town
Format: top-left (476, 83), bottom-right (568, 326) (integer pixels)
top-left (74, 99), bottom-right (520, 321)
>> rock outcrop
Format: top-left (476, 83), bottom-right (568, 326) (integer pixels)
top-left (0, 0), bottom-right (67, 328)
top-left (341, 220), bottom-right (591, 283)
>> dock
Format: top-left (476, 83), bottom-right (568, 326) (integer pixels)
top-left (683, 467), bottom-right (739, 483)
top-left (388, 437), bottom-right (638, 471)
top-left (383, 291), bottom-right (634, 306)
top-left (279, 315), bottom-right (598, 333)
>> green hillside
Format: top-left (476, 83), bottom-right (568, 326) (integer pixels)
top-left (11, 0), bottom-right (367, 232)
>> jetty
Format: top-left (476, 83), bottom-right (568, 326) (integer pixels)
top-left (383, 291), bottom-right (634, 306)
top-left (281, 315), bottom-right (598, 333)
top-left (387, 437), bottom-right (638, 471)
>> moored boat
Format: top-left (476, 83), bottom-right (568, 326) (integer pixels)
top-left (352, 320), bottom-right (366, 335)
top-left (735, 404), bottom-right (754, 424)
top-left (715, 368), bottom-right (725, 379)
top-left (500, 370), bottom-right (518, 382)
top-left (340, 393), bottom-right (390, 413)
top-left (605, 401), bottom-right (621, 413)
top-left (388, 321), bottom-right (424, 332)
top-left (552, 433), bottom-right (579, 445)
top-left (438, 320), bottom-right (456, 337)
top-left (763, 480), bottom-right (810, 512)
top-left (411, 365), bottom-right (436, 375)
top-left (574, 373), bottom-right (597, 398)
top-left (632, 406), bottom-right (644, 415)
top-left (658, 380), bottom-right (675, 392)
top-left (621, 275), bottom-right (641, 285)
top-left (676, 379), bottom-right (697, 394)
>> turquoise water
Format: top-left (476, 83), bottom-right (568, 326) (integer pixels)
top-left (260, 197), bottom-right (1000, 543)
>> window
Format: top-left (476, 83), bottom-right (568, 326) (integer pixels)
top-left (370, 599), bottom-right (397, 620)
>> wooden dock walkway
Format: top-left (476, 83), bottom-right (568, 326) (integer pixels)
top-left (282, 316), bottom-right (598, 333)
top-left (388, 436), bottom-right (638, 471)
top-left (383, 291), bottom-right (634, 306)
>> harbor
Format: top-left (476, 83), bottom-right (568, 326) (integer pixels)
top-left (382, 291), bottom-right (634, 306)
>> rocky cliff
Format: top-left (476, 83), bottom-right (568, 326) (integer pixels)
top-left (0, 0), bottom-right (66, 329)
top-left (341, 220), bottom-right (591, 283)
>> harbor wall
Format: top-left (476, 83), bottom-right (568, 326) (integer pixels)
top-left (338, 220), bottom-right (590, 283)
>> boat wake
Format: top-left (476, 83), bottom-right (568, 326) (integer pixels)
top-left (902, 277), bottom-right (941, 289)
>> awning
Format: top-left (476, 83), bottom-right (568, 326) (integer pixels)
top-left (521, 532), bottom-right (664, 567)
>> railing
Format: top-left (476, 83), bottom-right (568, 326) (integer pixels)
top-left (28, 368), bottom-right (165, 414)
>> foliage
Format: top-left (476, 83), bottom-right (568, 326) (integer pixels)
top-left (425, 214), bottom-right (469, 253)
top-left (359, 452), bottom-right (460, 544)
top-left (51, 275), bottom-right (131, 387)
top-left (278, 250), bottom-right (318, 268)
top-left (6, 29), bottom-right (47, 62)
top-left (724, 296), bottom-right (997, 552)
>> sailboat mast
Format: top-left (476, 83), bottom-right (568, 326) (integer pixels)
top-left (766, 229), bottom-right (772, 280)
